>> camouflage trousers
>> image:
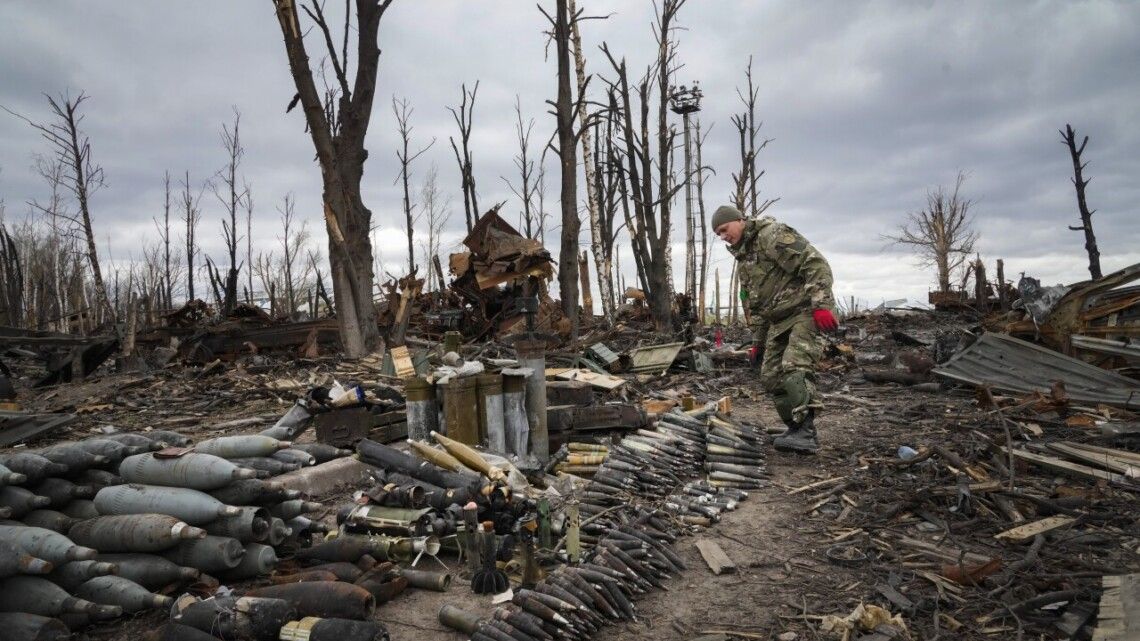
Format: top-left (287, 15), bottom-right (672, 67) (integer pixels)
top-left (753, 311), bottom-right (824, 424)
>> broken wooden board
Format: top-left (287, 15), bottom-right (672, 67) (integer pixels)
top-left (1046, 442), bottom-right (1140, 478)
top-left (1011, 448), bottom-right (1131, 485)
top-left (994, 515), bottom-right (1076, 543)
top-left (0, 411), bottom-right (78, 448)
top-left (641, 399), bottom-right (678, 415)
top-left (694, 539), bottom-right (735, 575)
top-left (389, 345), bottom-right (416, 379)
top-left (627, 342), bottom-right (684, 374)
top-left (1093, 574), bottom-right (1140, 641)
top-left (548, 368), bottom-right (626, 390)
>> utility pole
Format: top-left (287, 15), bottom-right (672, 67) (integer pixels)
top-left (670, 82), bottom-right (703, 317)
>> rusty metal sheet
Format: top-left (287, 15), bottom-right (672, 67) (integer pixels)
top-left (933, 332), bottom-right (1140, 409)
top-left (628, 342), bottom-right (684, 374)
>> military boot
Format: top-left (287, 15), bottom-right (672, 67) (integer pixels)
top-left (773, 410), bottom-right (818, 454)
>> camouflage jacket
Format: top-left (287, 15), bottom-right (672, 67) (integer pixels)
top-left (728, 217), bottom-right (836, 322)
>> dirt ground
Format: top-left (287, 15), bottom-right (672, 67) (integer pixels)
top-left (12, 313), bottom-right (1137, 641)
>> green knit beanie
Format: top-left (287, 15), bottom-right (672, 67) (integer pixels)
top-left (711, 205), bottom-right (744, 230)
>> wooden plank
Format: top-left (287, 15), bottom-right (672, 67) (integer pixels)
top-left (994, 515), bottom-right (1076, 543)
top-left (554, 369), bottom-right (626, 390)
top-left (1093, 574), bottom-right (1140, 641)
top-left (694, 539), bottom-right (735, 575)
top-left (1047, 442), bottom-right (1140, 477)
top-left (1061, 441), bottom-right (1140, 466)
top-left (390, 345), bottom-right (415, 379)
top-left (1011, 449), bottom-right (1130, 484)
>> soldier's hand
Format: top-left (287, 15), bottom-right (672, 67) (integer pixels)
top-left (812, 309), bottom-right (838, 332)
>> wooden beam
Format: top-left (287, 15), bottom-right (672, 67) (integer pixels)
top-left (1011, 449), bottom-right (1130, 484)
top-left (694, 539), bottom-right (735, 575)
top-left (994, 515), bottom-right (1076, 543)
top-left (1093, 574), bottom-right (1140, 641)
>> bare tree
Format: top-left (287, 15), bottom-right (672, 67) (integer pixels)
top-left (153, 171), bottom-right (175, 310)
top-left (599, 0), bottom-right (688, 331)
top-left (567, 0), bottom-right (615, 324)
top-left (8, 93), bottom-right (113, 321)
top-left (271, 0), bottom-right (395, 356)
top-left (503, 96), bottom-right (540, 238)
top-left (392, 96), bottom-right (434, 275)
top-left (887, 172), bottom-right (978, 293)
top-left (694, 118), bottom-right (712, 322)
top-left (542, 0), bottom-right (583, 337)
top-left (179, 171), bottom-right (204, 302)
top-left (1060, 124), bottom-right (1102, 280)
top-left (244, 181), bottom-right (254, 304)
top-left (419, 163), bottom-right (452, 295)
top-left (210, 109), bottom-right (247, 315)
top-left (277, 193), bottom-right (311, 317)
top-left (729, 57), bottom-right (776, 217)
top-left (448, 81), bottom-right (480, 233)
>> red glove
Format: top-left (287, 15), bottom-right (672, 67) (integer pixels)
top-left (748, 345), bottom-right (761, 367)
top-left (812, 309), bottom-right (838, 332)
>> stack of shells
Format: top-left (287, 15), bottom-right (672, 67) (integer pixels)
top-left (0, 429), bottom-right (349, 640)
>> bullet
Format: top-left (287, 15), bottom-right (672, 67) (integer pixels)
top-left (0, 454), bottom-right (68, 484)
top-left (289, 561), bottom-right (360, 581)
top-left (245, 581), bottom-right (375, 620)
top-left (207, 479), bottom-right (279, 505)
top-left (69, 515), bottom-right (204, 553)
top-left (227, 457), bottom-right (299, 475)
top-left (75, 575), bottom-right (172, 612)
top-left (119, 452), bottom-right (257, 490)
top-left (355, 439), bottom-right (479, 493)
top-left (30, 478), bottom-right (95, 508)
top-left (278, 617), bottom-right (390, 641)
top-left (0, 525), bottom-right (96, 564)
top-left (364, 482), bottom-right (428, 509)
top-left (0, 463), bottom-right (27, 487)
top-left (354, 573), bottom-right (407, 604)
top-left (398, 568), bottom-right (451, 591)
top-left (270, 569), bottom-right (340, 584)
top-left (290, 443), bottom-right (353, 464)
top-left (705, 462), bottom-right (768, 479)
top-left (220, 543), bottom-right (277, 580)
top-left (71, 469), bottom-right (123, 490)
top-left (34, 446), bottom-right (108, 472)
top-left (407, 439), bottom-right (466, 472)
top-left (176, 595), bottom-right (296, 641)
top-left (341, 504), bottom-right (432, 536)
top-left (269, 499), bottom-right (323, 520)
top-left (0, 540), bottom-right (52, 578)
top-left (20, 510), bottom-right (78, 535)
top-left (567, 442), bottom-right (609, 453)
top-left (438, 604), bottom-right (482, 634)
top-left (259, 399), bottom-right (314, 441)
top-left (203, 505), bottom-right (270, 543)
top-left (76, 438), bottom-right (144, 463)
top-left (59, 500), bottom-right (99, 521)
top-left (0, 487), bottom-right (52, 518)
top-left (494, 606), bottom-right (554, 640)
top-left (161, 535), bottom-right (244, 573)
top-left (102, 433), bottom-right (162, 452)
top-left (96, 554), bottom-right (199, 591)
top-left (195, 435), bottom-right (291, 459)
top-left (285, 515), bottom-right (327, 537)
top-left (272, 448), bottom-right (317, 467)
top-left (142, 430), bottom-right (194, 448)
top-left (0, 576), bottom-right (121, 619)
top-left (0, 612), bottom-right (70, 641)
top-left (95, 484), bottom-right (241, 525)
top-left (45, 559), bottom-right (118, 591)
top-left (266, 517), bottom-right (292, 546)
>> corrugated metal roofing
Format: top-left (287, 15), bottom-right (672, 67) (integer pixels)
top-left (933, 332), bottom-right (1140, 409)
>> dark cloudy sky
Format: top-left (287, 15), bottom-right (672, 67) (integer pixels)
top-left (1, 1), bottom-right (1137, 310)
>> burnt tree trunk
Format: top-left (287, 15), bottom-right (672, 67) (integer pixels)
top-left (553, 0), bottom-right (580, 338)
top-left (272, 0), bottom-right (391, 356)
top-left (1061, 124), bottom-right (1102, 280)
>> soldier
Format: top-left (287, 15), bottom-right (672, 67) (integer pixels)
top-left (712, 205), bottom-right (837, 454)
